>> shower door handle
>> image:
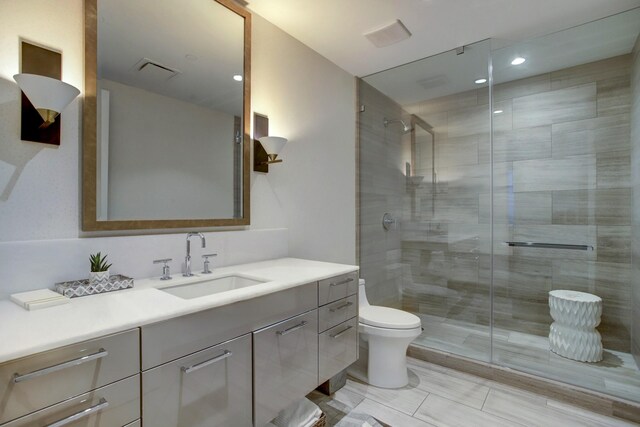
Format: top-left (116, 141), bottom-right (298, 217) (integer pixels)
top-left (504, 241), bottom-right (594, 251)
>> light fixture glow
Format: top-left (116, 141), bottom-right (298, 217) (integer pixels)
top-left (493, 110), bottom-right (503, 114)
top-left (233, 74), bottom-right (243, 82)
top-left (511, 57), bottom-right (526, 65)
top-left (474, 78), bottom-right (487, 84)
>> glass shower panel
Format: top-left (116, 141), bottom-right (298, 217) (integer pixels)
top-left (360, 39), bottom-right (493, 362)
top-left (490, 9), bottom-right (640, 402)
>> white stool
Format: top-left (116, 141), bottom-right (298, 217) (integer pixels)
top-left (549, 290), bottom-right (603, 362)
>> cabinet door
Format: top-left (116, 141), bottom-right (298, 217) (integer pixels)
top-left (142, 334), bottom-right (252, 427)
top-left (319, 317), bottom-right (358, 384)
top-left (253, 310), bottom-right (318, 427)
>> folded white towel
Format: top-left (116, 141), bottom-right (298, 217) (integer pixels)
top-left (271, 398), bottom-right (322, 427)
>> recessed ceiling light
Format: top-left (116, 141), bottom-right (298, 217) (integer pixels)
top-left (474, 78), bottom-right (487, 84)
top-left (493, 110), bottom-right (503, 114)
top-left (233, 74), bottom-right (243, 82)
top-left (511, 57), bottom-right (526, 65)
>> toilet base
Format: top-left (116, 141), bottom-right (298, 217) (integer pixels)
top-left (356, 324), bottom-right (422, 389)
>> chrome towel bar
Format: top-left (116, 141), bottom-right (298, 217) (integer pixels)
top-left (505, 241), bottom-right (594, 251)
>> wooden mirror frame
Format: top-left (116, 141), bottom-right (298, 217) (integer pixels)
top-left (82, 0), bottom-right (251, 231)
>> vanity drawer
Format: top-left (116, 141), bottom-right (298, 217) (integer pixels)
top-left (318, 294), bottom-right (357, 333)
top-left (254, 310), bottom-right (318, 427)
top-left (142, 282), bottom-right (317, 370)
top-left (0, 328), bottom-right (139, 424)
top-left (319, 317), bottom-right (358, 384)
top-left (142, 333), bottom-right (252, 427)
top-left (318, 271), bottom-right (358, 305)
top-left (3, 374), bottom-right (140, 427)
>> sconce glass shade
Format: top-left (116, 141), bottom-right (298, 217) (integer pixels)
top-left (258, 136), bottom-right (287, 156)
top-left (13, 73), bottom-right (80, 126)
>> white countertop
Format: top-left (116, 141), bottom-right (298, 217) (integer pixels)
top-left (0, 258), bottom-right (358, 364)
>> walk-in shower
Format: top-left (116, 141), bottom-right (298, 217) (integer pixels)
top-left (358, 8), bottom-right (640, 404)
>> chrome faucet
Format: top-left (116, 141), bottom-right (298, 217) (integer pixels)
top-left (184, 232), bottom-right (206, 277)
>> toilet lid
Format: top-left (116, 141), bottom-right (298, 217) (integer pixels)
top-left (359, 306), bottom-right (421, 329)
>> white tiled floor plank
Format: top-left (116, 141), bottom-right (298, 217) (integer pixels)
top-left (350, 398), bottom-right (437, 427)
top-left (410, 363), bottom-right (491, 409)
top-left (414, 394), bottom-right (524, 427)
top-left (483, 389), bottom-right (620, 427)
top-left (343, 377), bottom-right (430, 415)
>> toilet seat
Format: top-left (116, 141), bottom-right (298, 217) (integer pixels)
top-left (359, 306), bottom-right (421, 330)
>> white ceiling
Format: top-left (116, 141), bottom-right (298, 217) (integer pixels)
top-left (363, 8), bottom-right (640, 105)
top-left (248, 0), bottom-right (640, 77)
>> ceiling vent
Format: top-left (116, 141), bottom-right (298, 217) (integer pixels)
top-left (364, 19), bottom-right (412, 48)
top-left (417, 75), bottom-right (449, 90)
top-left (135, 58), bottom-right (181, 82)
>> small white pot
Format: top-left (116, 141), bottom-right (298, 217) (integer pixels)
top-left (89, 270), bottom-right (110, 285)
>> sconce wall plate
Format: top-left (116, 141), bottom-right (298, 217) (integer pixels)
top-left (19, 41), bottom-right (63, 146)
top-left (253, 112), bottom-right (270, 173)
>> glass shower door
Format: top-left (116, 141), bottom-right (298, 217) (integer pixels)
top-left (489, 9), bottom-right (640, 402)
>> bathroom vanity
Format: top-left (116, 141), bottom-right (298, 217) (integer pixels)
top-left (0, 258), bottom-right (359, 427)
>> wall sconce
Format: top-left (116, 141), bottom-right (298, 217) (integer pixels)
top-left (253, 112), bottom-right (287, 173)
top-left (16, 41), bottom-right (79, 146)
top-left (13, 74), bottom-right (80, 128)
top-left (258, 136), bottom-right (287, 163)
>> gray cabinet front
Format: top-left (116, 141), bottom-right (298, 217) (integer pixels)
top-left (142, 333), bottom-right (253, 427)
top-left (0, 328), bottom-right (139, 424)
top-left (253, 310), bottom-right (319, 427)
top-left (3, 375), bottom-right (139, 427)
top-left (319, 317), bottom-right (358, 384)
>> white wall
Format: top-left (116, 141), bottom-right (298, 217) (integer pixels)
top-left (99, 79), bottom-right (235, 220)
top-left (0, 1), bottom-right (356, 296)
top-left (251, 15), bottom-right (356, 263)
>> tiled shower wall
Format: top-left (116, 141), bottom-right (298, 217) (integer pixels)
top-left (358, 80), bottom-right (409, 307)
top-left (632, 37), bottom-right (640, 367)
top-left (402, 54), bottom-right (633, 351)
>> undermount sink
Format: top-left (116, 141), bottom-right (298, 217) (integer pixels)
top-left (159, 275), bottom-right (266, 299)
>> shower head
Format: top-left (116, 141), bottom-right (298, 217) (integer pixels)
top-left (383, 118), bottom-right (412, 133)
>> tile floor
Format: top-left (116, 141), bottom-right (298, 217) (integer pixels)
top-left (307, 357), bottom-right (639, 426)
top-left (413, 313), bottom-right (640, 403)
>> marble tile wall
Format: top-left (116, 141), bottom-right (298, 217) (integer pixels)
top-left (400, 54), bottom-right (633, 351)
top-left (631, 37), bottom-right (640, 368)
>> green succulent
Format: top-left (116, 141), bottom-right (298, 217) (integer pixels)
top-left (90, 252), bottom-right (112, 272)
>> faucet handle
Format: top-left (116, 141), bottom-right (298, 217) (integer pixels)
top-left (202, 253), bottom-right (217, 274)
top-left (153, 258), bottom-right (173, 280)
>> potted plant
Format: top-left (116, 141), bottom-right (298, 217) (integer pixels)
top-left (89, 252), bottom-right (112, 285)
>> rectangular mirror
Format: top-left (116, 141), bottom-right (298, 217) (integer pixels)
top-left (83, 0), bottom-right (251, 230)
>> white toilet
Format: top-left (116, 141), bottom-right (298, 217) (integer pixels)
top-left (357, 279), bottom-right (422, 388)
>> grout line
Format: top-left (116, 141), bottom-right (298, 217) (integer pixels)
top-left (411, 392), bottom-right (430, 417)
top-left (481, 387), bottom-right (491, 410)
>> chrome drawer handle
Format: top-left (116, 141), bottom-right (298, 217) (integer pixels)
top-left (13, 348), bottom-right (109, 383)
top-left (276, 320), bottom-right (308, 336)
top-left (46, 398), bottom-right (109, 427)
top-left (330, 301), bottom-right (354, 312)
top-left (181, 350), bottom-right (232, 374)
top-left (329, 278), bottom-right (354, 287)
top-left (330, 325), bottom-right (353, 339)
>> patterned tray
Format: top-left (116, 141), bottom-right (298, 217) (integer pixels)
top-left (54, 274), bottom-right (134, 298)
